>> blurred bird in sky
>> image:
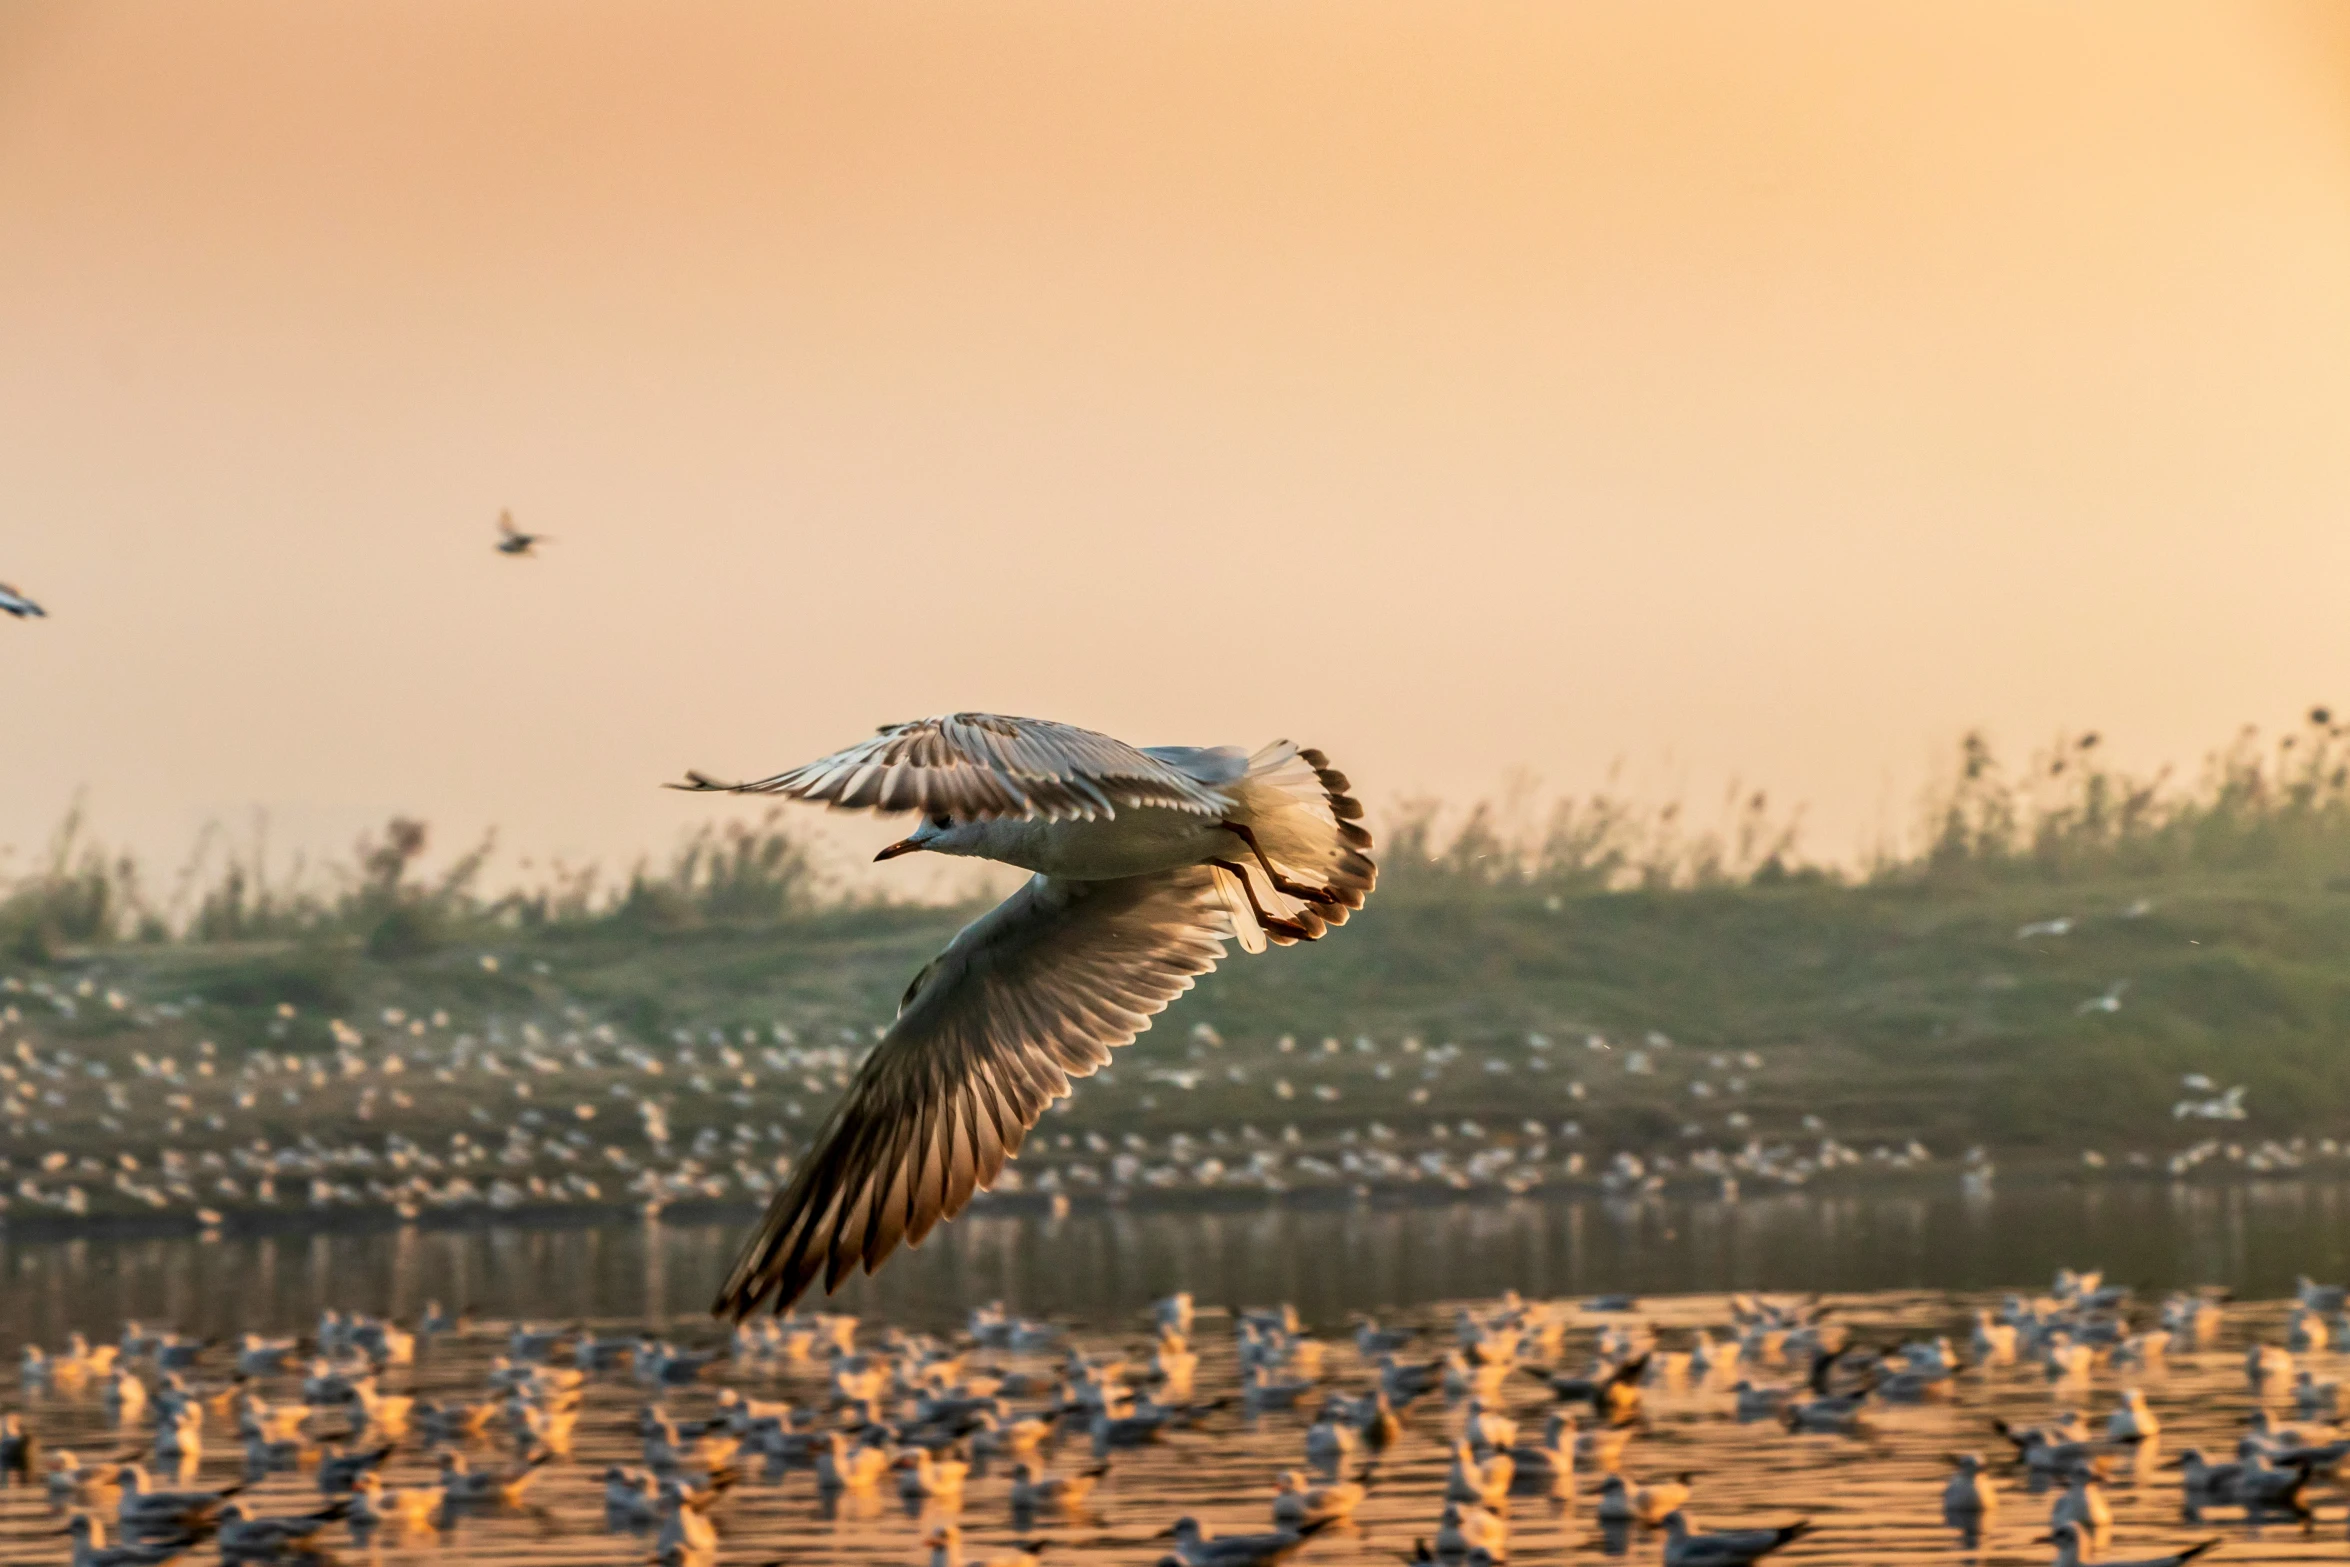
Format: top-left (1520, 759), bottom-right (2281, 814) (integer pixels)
top-left (494, 510), bottom-right (549, 556)
top-left (0, 582), bottom-right (45, 618)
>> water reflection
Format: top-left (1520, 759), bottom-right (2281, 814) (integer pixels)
top-left (6, 1181), bottom-right (2350, 1351)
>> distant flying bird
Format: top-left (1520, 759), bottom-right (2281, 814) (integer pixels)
top-left (0, 582), bottom-right (44, 618)
top-left (674, 713), bottom-right (1377, 1317)
top-left (495, 510), bottom-right (549, 556)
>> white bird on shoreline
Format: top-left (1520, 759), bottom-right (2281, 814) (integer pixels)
top-left (678, 714), bottom-right (1377, 1318)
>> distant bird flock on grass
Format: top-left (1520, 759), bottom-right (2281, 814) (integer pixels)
top-left (0, 953), bottom-right (2317, 1238)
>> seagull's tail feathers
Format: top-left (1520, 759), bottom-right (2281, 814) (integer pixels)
top-left (1218, 743), bottom-right (1376, 951)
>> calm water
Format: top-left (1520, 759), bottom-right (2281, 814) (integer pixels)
top-left (8, 1180), bottom-right (2350, 1348)
top-left (6, 1183), bottom-right (2350, 1567)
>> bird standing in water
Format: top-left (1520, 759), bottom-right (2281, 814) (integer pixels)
top-left (676, 713), bottom-right (1376, 1317)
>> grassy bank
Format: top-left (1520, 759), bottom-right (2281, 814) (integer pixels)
top-left (19, 860), bottom-right (2344, 1152)
top-left (4, 716), bottom-right (2350, 1229)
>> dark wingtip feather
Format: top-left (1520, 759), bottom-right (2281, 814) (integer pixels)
top-left (666, 771), bottom-right (739, 794)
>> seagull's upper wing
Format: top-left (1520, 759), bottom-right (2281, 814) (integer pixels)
top-left (673, 713), bottom-right (1233, 821)
top-left (713, 867), bottom-right (1232, 1318)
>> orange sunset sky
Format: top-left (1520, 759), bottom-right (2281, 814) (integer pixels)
top-left (4, 2), bottom-right (2350, 890)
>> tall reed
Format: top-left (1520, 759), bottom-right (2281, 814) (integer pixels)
top-left (8, 709), bottom-right (2349, 952)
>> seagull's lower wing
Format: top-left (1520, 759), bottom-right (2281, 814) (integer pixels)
top-left (713, 867), bottom-right (1233, 1318)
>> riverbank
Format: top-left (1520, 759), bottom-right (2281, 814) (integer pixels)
top-left (6, 1150), bottom-right (2343, 1243)
top-left (6, 837), bottom-right (2349, 1246)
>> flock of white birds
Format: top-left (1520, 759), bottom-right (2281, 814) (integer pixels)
top-left (12, 1269), bottom-right (2350, 1567)
top-left (0, 954), bottom-right (2322, 1239)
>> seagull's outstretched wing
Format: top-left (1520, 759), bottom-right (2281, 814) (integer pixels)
top-left (713, 867), bottom-right (1232, 1318)
top-left (672, 713), bottom-right (1233, 821)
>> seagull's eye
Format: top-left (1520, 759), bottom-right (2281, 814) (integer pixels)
top-left (929, 815), bottom-right (952, 831)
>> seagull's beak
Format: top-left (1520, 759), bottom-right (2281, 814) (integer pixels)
top-left (875, 838), bottom-right (923, 862)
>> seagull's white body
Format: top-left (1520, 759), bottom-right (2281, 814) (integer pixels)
top-left (64, 1514), bottom-right (173, 1567)
top-left (2049, 1467), bottom-right (2110, 1535)
top-left (1943, 1454), bottom-right (1996, 1518)
top-left (2107, 1389), bottom-right (2159, 1442)
top-left (944, 804), bottom-right (1238, 881)
top-left (1273, 1470), bottom-right (1364, 1527)
top-left (1435, 1502), bottom-right (1508, 1560)
top-left (655, 1478), bottom-right (720, 1558)
top-left (1598, 1473), bottom-right (1693, 1527)
top-left (114, 1464), bottom-right (237, 1532)
top-left (1659, 1511), bottom-right (1812, 1567)
top-left (2042, 1522), bottom-right (2217, 1567)
top-left (680, 714), bottom-right (1376, 1318)
top-left (929, 1523), bottom-right (1045, 1567)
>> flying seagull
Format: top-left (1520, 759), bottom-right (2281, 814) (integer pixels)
top-left (0, 583), bottom-right (45, 618)
top-left (495, 510), bottom-right (549, 556)
top-left (673, 713), bottom-right (1376, 1317)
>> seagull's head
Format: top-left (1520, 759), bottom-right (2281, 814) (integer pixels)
top-left (877, 814), bottom-right (985, 862)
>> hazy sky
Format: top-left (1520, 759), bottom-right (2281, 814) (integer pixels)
top-left (5, 2), bottom-right (2349, 894)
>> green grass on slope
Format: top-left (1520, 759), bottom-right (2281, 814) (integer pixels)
top-left (1162, 873), bottom-right (2350, 1154)
top-left (18, 869), bottom-right (2350, 1164)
